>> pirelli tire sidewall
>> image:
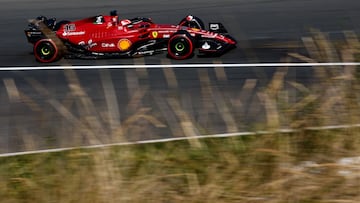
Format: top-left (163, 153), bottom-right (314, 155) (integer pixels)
top-left (34, 39), bottom-right (63, 63)
top-left (167, 31), bottom-right (194, 60)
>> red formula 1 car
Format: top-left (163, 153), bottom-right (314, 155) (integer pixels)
top-left (25, 10), bottom-right (236, 63)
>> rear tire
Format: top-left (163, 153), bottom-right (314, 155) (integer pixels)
top-left (34, 39), bottom-right (62, 63)
top-left (167, 31), bottom-right (194, 60)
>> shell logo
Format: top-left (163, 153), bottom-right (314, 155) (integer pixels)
top-left (117, 39), bottom-right (132, 51)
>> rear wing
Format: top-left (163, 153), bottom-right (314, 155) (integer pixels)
top-left (209, 23), bottom-right (228, 34)
top-left (25, 19), bottom-right (65, 50)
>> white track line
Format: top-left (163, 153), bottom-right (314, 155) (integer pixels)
top-left (1, 124), bottom-right (359, 157)
top-left (0, 62), bottom-right (360, 71)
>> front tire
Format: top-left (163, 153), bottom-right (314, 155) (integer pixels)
top-left (34, 39), bottom-right (62, 63)
top-left (167, 31), bottom-right (194, 60)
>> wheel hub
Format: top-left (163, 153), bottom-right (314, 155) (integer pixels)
top-left (175, 42), bottom-right (185, 52)
top-left (41, 47), bottom-right (51, 55)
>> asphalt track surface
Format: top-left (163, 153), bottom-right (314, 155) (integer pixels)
top-left (1, 0), bottom-right (360, 153)
top-left (1, 0), bottom-right (360, 66)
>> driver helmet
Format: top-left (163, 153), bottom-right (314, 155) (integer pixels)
top-left (110, 10), bottom-right (118, 25)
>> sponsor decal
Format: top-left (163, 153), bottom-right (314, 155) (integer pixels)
top-left (210, 23), bottom-right (219, 30)
top-left (201, 31), bottom-right (218, 38)
top-left (62, 31), bottom-right (85, 36)
top-left (136, 50), bottom-right (155, 55)
top-left (62, 24), bottom-right (85, 36)
top-left (120, 19), bottom-right (131, 26)
top-left (64, 24), bottom-right (76, 31)
top-left (163, 34), bottom-right (170, 38)
top-left (78, 39), bottom-right (97, 49)
top-left (95, 16), bottom-right (103, 24)
top-left (117, 39), bottom-right (132, 51)
top-left (101, 43), bottom-right (116, 48)
top-left (151, 31), bottom-right (158, 38)
top-left (26, 31), bottom-right (42, 37)
top-left (201, 35), bottom-right (215, 38)
top-left (191, 28), bottom-right (200, 32)
top-left (202, 42), bottom-right (211, 50)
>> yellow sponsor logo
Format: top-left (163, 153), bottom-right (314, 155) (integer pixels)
top-left (151, 31), bottom-right (158, 38)
top-left (191, 28), bottom-right (200, 32)
top-left (117, 39), bottom-right (132, 51)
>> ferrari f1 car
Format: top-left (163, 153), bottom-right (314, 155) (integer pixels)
top-left (24, 11), bottom-right (236, 63)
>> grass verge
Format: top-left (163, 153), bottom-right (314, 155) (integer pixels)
top-left (0, 128), bottom-right (359, 203)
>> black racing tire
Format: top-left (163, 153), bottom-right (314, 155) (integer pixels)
top-left (167, 31), bottom-right (194, 60)
top-left (33, 39), bottom-right (62, 63)
top-left (178, 15), bottom-right (205, 30)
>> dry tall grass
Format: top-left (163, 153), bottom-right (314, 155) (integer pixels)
top-left (0, 131), bottom-right (359, 202)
